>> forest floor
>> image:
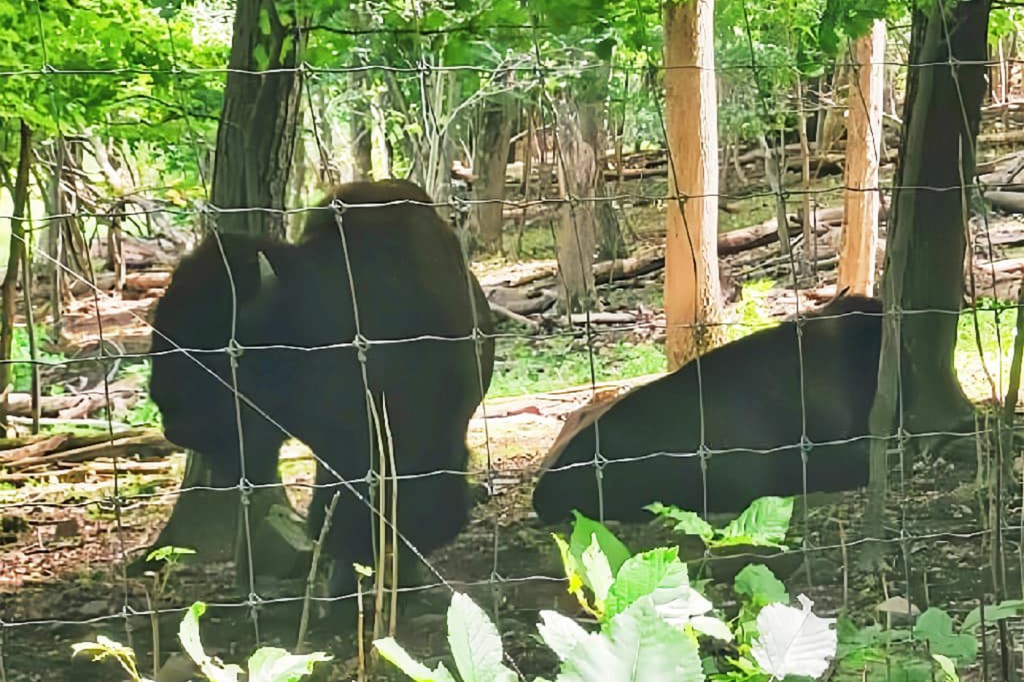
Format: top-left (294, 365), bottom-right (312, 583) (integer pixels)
top-left (2, 169), bottom-right (1024, 680)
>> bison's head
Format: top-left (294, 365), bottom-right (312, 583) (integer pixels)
top-left (149, 232), bottom-right (283, 463)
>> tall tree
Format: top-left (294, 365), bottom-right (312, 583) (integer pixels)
top-left (866, 0), bottom-right (987, 535)
top-left (663, 0), bottom-right (723, 370)
top-left (143, 0), bottom-right (309, 579)
top-left (471, 88), bottom-right (516, 252)
top-left (209, 0), bottom-right (306, 239)
top-left (838, 20), bottom-right (886, 296)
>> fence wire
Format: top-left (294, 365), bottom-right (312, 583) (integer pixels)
top-left (1, 4), bottom-right (1023, 681)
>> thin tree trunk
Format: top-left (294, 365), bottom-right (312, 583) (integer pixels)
top-left (663, 0), bottom-right (723, 370)
top-left (472, 90), bottom-right (515, 253)
top-left (1, 122), bottom-right (32, 427)
top-left (554, 96), bottom-right (599, 313)
top-left (866, 1), bottom-right (988, 540)
top-left (795, 76), bottom-right (815, 277)
top-left (838, 20), bottom-right (885, 297)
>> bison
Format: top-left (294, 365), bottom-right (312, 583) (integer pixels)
top-left (149, 179), bottom-right (495, 601)
top-left (532, 295), bottom-right (883, 523)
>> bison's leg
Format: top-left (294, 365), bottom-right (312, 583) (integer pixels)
top-left (133, 425), bottom-right (304, 584)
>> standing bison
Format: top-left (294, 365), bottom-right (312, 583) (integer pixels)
top-left (532, 295), bottom-right (883, 523)
top-left (149, 180), bottom-right (495, 600)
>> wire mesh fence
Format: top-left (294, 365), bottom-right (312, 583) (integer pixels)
top-left (1, 2), bottom-right (1023, 680)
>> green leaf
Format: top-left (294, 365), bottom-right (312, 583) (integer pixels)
top-left (558, 597), bottom-right (705, 682)
top-left (258, 7), bottom-right (271, 35)
top-left (145, 546), bottom-right (196, 563)
top-left (537, 610), bottom-right (591, 661)
top-left (570, 511), bottom-right (631, 576)
top-left (751, 594), bottom-right (837, 679)
top-left (961, 599), bottom-right (1024, 632)
top-left (717, 497), bottom-right (792, 548)
top-left (932, 654), bottom-right (960, 682)
top-left (179, 602), bottom-right (243, 682)
top-left (247, 647), bottom-right (331, 682)
top-left (604, 547), bottom-right (713, 631)
top-left (734, 565), bottom-right (788, 609)
top-left (447, 592), bottom-right (516, 682)
top-left (581, 535), bottom-right (614, 607)
top-left (374, 637), bottom-right (456, 682)
top-left (645, 502), bottom-right (714, 543)
top-left (913, 609), bottom-right (978, 662)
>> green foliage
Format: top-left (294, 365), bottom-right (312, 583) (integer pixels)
top-left (491, 336), bottom-right (664, 398)
top-left (73, 601), bottom-right (329, 681)
top-left (380, 514), bottom-right (846, 682)
top-left (10, 325), bottom-right (62, 393)
top-left (646, 496), bottom-right (793, 550)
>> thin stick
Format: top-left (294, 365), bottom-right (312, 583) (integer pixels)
top-left (296, 490), bottom-right (340, 653)
top-left (368, 393), bottom-right (388, 643)
top-left (383, 395), bottom-right (399, 637)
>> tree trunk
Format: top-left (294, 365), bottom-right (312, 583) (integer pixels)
top-left (663, 0), bottom-right (723, 370)
top-left (351, 85), bottom-right (374, 182)
top-left (146, 0), bottom-right (308, 582)
top-left (554, 96), bottom-right (599, 313)
top-left (209, 0), bottom-right (306, 239)
top-left (0, 122), bottom-right (32, 427)
top-left (472, 91), bottom-right (515, 253)
top-left (838, 20), bottom-right (886, 296)
top-left (866, 1), bottom-right (987, 536)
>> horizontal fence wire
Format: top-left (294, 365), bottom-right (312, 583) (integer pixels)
top-left (1, 7), bottom-right (1023, 680)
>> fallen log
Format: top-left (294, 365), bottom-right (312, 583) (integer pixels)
top-left (3, 392), bottom-right (128, 420)
top-left (489, 301), bottom-right (541, 329)
top-left (0, 435), bottom-right (70, 464)
top-left (986, 190), bottom-right (1024, 214)
top-left (8, 431), bottom-right (177, 471)
top-left (72, 270), bottom-right (172, 296)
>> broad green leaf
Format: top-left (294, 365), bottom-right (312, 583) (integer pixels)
top-left (558, 597), bottom-right (704, 682)
top-left (718, 497), bottom-right (792, 548)
top-left (552, 533), bottom-right (595, 616)
top-left (253, 43), bottom-right (270, 71)
top-left (581, 535), bottom-right (614, 607)
top-left (374, 637), bottom-right (456, 682)
top-left (569, 511), bottom-right (631, 576)
top-left (179, 602), bottom-right (243, 682)
top-left (734, 565), bottom-right (789, 608)
top-left (603, 547), bottom-right (713, 632)
top-left (932, 654), bottom-right (960, 682)
top-left (689, 616), bottom-right (734, 643)
top-left (913, 609), bottom-right (978, 661)
top-left (537, 610), bottom-right (591, 661)
top-left (447, 592), bottom-right (516, 682)
top-left (961, 599), bottom-right (1024, 632)
top-left (750, 594), bottom-right (836, 678)
top-left (645, 502), bottom-right (714, 543)
top-left (145, 546), bottom-right (195, 563)
top-left (247, 647), bottom-right (331, 682)
top-left (258, 7), bottom-right (271, 35)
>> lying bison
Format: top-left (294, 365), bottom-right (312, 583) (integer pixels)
top-left (149, 180), bottom-right (495, 599)
top-left (532, 295), bottom-right (883, 523)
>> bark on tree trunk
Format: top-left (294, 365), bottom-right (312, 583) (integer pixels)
top-left (144, 0), bottom-right (309, 582)
top-left (838, 20), bottom-right (886, 297)
top-left (866, 1), bottom-right (987, 537)
top-left (0, 122), bottom-right (32, 427)
top-left (209, 0), bottom-right (306, 239)
top-left (472, 91), bottom-right (515, 253)
top-left (554, 96), bottom-right (600, 313)
top-left (663, 0), bottom-right (723, 370)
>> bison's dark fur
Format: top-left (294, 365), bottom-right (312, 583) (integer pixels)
top-left (532, 295), bottom-right (883, 523)
top-left (149, 180), bottom-right (495, 598)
